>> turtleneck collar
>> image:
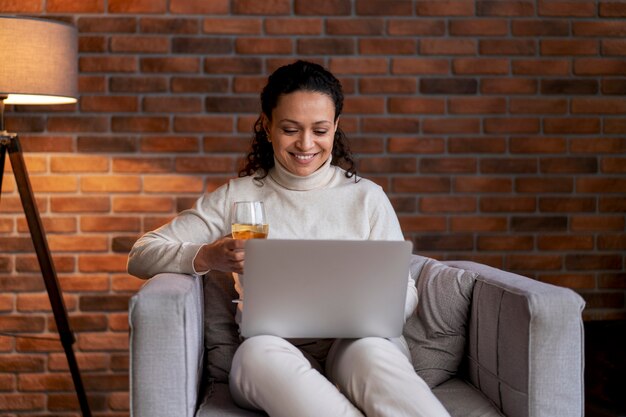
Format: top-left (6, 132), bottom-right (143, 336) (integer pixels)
top-left (269, 156), bottom-right (335, 191)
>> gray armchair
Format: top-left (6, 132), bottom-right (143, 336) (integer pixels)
top-left (129, 257), bottom-right (585, 417)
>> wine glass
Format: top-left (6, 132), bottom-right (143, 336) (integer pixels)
top-left (231, 201), bottom-right (268, 240)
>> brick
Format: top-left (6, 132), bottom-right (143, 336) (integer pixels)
top-left (298, 38), bottom-right (356, 55)
top-left (81, 175), bottom-right (141, 193)
top-left (78, 17), bottom-right (137, 33)
top-left (109, 392), bottom-right (130, 411)
top-left (112, 116), bottom-right (169, 133)
top-left (141, 57), bottom-right (200, 73)
top-left (478, 236), bottom-right (534, 251)
top-left (80, 295), bottom-right (131, 312)
top-left (598, 273), bottom-right (626, 289)
top-left (359, 39), bottom-right (416, 55)
top-left (420, 39), bottom-right (476, 55)
top-left (110, 76), bottom-right (168, 93)
top-left (481, 39), bottom-right (536, 55)
top-left (511, 19), bottom-right (570, 36)
top-left (449, 137), bottom-right (506, 154)
top-left (600, 1), bottom-right (626, 17)
top-left (416, 1), bottom-right (475, 16)
top-left (509, 98), bottom-right (567, 114)
top-left (393, 177), bottom-right (450, 193)
top-left (79, 75), bottom-right (106, 93)
top-left (451, 217), bottom-right (508, 232)
top-left (358, 157), bottom-right (416, 174)
top-left (77, 136), bottom-right (137, 153)
top-left (50, 197), bottom-right (110, 213)
top-left (5, 116), bottom-right (45, 133)
top-left (387, 137), bottom-right (445, 153)
top-left (80, 56), bottom-right (137, 72)
top-left (203, 17), bottom-right (262, 35)
top-left (141, 136), bottom-right (199, 153)
top-left (0, 276), bottom-right (45, 292)
top-left (46, 116), bottom-right (108, 133)
top-left (581, 293), bottom-right (625, 310)
top-left (544, 118), bottom-right (600, 134)
top-left (566, 254), bottom-right (623, 270)
top-left (170, 0), bottom-right (229, 13)
top-left (295, 0), bottom-right (351, 15)
top-left (599, 235), bottom-right (626, 250)
top-left (344, 97), bottom-right (385, 114)
top-left (572, 98), bottom-right (626, 114)
top-left (20, 135), bottom-right (73, 153)
top-left (477, 1), bottom-right (535, 16)
top-left (18, 374), bottom-right (74, 392)
top-left (605, 119), bottom-right (626, 134)
top-left (112, 157), bottom-right (171, 173)
top-left (15, 253), bottom-right (75, 271)
top-left (0, 393), bottom-right (45, 410)
top-left (392, 58), bottom-right (449, 75)
top-left (78, 332), bottom-right (129, 351)
top-left (16, 293), bottom-right (77, 313)
top-left (81, 216), bottom-right (140, 232)
top-left (79, 255), bottom-right (128, 272)
top-left (387, 19), bottom-right (445, 36)
top-left (481, 157), bottom-right (537, 174)
top-left (233, 0), bottom-right (291, 15)
top-left (449, 97), bottom-right (506, 114)
top-left (172, 76), bottom-right (228, 93)
top-left (173, 116), bottom-right (233, 133)
top-left (79, 36), bottom-right (106, 53)
top-left (423, 118), bottom-right (481, 134)
top-left (508, 254), bottom-right (562, 271)
top-left (110, 35), bottom-right (169, 53)
top-left (203, 136), bottom-right (250, 153)
top-left (172, 37), bottom-right (232, 54)
top-left (109, 0), bottom-right (165, 12)
top-left (109, 312), bottom-right (130, 331)
top-left (388, 98), bottom-right (445, 114)
top-left (360, 77), bottom-right (417, 94)
top-left (175, 156), bottom-right (235, 173)
top-left (420, 158), bottom-right (476, 173)
top-left (420, 78), bottom-right (477, 94)
top-left (538, 0), bottom-right (596, 17)
top-left (140, 17), bottom-right (199, 33)
top-left (235, 38), bottom-right (292, 54)
top-left (80, 96), bottom-right (138, 112)
top-left (265, 18), bottom-right (322, 35)
top-left (540, 79), bottom-right (598, 94)
top-left (361, 117), bottom-right (420, 133)
top-left (143, 96), bottom-right (202, 113)
top-left (602, 157), bottom-right (626, 173)
top-left (516, 178), bottom-right (573, 193)
top-left (48, 235), bottom-right (108, 252)
top-left (356, 0), bottom-right (413, 15)
top-left (0, 0), bottom-right (42, 11)
top-left (112, 274), bottom-right (145, 291)
top-left (143, 175), bottom-right (204, 193)
top-left (538, 197), bottom-right (595, 212)
top-left (541, 157), bottom-right (598, 174)
top-left (484, 117), bottom-right (540, 134)
top-left (327, 18), bottom-right (384, 35)
top-left (541, 39), bottom-right (598, 56)
top-left (572, 216), bottom-right (625, 232)
top-left (574, 58), bottom-right (626, 75)
top-left (414, 235), bottom-right (475, 251)
top-left (513, 59), bottom-right (569, 75)
top-left (540, 274), bottom-right (595, 289)
top-left (538, 235), bottom-right (594, 250)
top-left (0, 316), bottom-right (45, 332)
top-left (481, 78), bottom-right (537, 94)
top-left (603, 79), bottom-right (626, 94)
top-left (450, 19), bottom-right (508, 36)
top-left (602, 39), bottom-right (626, 56)
top-left (511, 216), bottom-right (568, 232)
top-left (59, 275), bottom-right (110, 292)
top-left (453, 58), bottom-right (509, 75)
top-left (30, 176), bottom-right (78, 193)
top-left (454, 177), bottom-right (511, 192)
top-left (573, 21), bottom-right (626, 37)
top-left (204, 57), bottom-right (263, 75)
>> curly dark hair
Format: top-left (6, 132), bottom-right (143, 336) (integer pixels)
top-left (238, 60), bottom-right (356, 180)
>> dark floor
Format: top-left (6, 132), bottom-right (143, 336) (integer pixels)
top-left (585, 320), bottom-right (626, 417)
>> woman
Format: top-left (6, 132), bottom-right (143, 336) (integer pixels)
top-left (128, 60), bottom-right (449, 417)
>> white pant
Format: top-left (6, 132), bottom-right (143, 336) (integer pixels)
top-left (229, 335), bottom-right (450, 417)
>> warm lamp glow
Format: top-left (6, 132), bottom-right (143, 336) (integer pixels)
top-left (4, 94), bottom-right (77, 105)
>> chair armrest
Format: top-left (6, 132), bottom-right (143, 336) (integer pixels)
top-left (445, 261), bottom-right (585, 417)
top-left (129, 273), bottom-right (205, 417)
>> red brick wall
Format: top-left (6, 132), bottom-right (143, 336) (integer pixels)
top-left (1, 0), bottom-right (625, 414)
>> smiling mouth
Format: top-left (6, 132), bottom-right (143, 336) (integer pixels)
top-left (291, 152), bottom-right (318, 161)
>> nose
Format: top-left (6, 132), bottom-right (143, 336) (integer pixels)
top-left (295, 131), bottom-right (314, 151)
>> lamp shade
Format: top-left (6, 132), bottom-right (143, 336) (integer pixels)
top-left (0, 16), bottom-right (78, 105)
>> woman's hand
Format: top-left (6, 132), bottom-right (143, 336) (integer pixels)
top-left (194, 236), bottom-right (246, 274)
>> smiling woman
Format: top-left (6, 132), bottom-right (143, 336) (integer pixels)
top-left (127, 60), bottom-right (449, 417)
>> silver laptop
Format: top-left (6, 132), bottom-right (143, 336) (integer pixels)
top-left (240, 239), bottom-right (412, 339)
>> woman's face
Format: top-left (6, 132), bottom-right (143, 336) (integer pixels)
top-left (264, 90), bottom-right (338, 177)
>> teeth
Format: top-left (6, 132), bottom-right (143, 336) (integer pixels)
top-left (294, 154), bottom-right (315, 160)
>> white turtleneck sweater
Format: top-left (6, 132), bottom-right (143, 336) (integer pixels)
top-left (127, 157), bottom-right (418, 320)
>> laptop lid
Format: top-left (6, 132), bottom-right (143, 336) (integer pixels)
top-left (240, 239), bottom-right (412, 339)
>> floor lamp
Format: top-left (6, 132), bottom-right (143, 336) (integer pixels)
top-left (0, 16), bottom-right (92, 416)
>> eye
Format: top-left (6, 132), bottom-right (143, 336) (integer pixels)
top-left (282, 128), bottom-right (298, 135)
top-left (314, 130), bottom-right (328, 135)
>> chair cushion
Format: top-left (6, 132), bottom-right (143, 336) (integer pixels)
top-left (403, 255), bottom-right (477, 388)
top-left (203, 270), bottom-right (241, 383)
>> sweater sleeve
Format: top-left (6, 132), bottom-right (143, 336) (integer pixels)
top-left (127, 185), bottom-right (230, 279)
top-left (368, 186), bottom-right (418, 321)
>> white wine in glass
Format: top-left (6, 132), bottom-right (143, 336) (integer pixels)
top-left (231, 201), bottom-right (269, 240)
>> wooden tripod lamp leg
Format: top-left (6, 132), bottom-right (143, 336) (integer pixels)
top-left (5, 135), bottom-right (92, 417)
